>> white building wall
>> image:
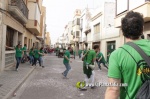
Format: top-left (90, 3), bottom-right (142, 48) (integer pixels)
top-left (28, 2), bottom-right (40, 25)
top-left (91, 15), bottom-right (102, 42)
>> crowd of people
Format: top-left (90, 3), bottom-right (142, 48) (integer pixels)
top-left (5, 44), bottom-right (49, 71)
top-left (61, 11), bottom-right (150, 99)
top-left (5, 11), bottom-right (150, 98)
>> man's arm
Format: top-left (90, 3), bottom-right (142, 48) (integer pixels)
top-left (64, 55), bottom-right (72, 62)
top-left (5, 45), bottom-right (15, 50)
top-left (105, 78), bottom-right (121, 99)
top-left (98, 56), bottom-right (102, 61)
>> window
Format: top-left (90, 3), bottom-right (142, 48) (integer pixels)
top-left (6, 27), bottom-right (14, 50)
top-left (94, 23), bottom-right (100, 34)
top-left (129, 0), bottom-right (145, 10)
top-left (116, 0), bottom-right (128, 15)
top-left (77, 18), bottom-right (80, 25)
top-left (76, 31), bottom-right (80, 37)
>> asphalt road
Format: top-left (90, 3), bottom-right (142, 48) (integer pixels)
top-left (11, 53), bottom-right (108, 99)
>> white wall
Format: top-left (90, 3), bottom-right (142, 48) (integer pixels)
top-left (28, 3), bottom-right (36, 20)
top-left (35, 4), bottom-right (41, 25)
top-left (28, 2), bottom-right (40, 25)
top-left (102, 2), bottom-right (120, 39)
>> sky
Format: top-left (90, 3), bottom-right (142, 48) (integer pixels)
top-left (42, 0), bottom-right (106, 45)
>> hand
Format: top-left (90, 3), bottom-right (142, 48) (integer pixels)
top-left (70, 60), bottom-right (72, 63)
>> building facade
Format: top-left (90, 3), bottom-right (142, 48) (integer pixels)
top-left (80, 7), bottom-right (94, 50)
top-left (115, 0), bottom-right (150, 42)
top-left (91, 1), bottom-right (120, 61)
top-left (72, 9), bottom-right (81, 55)
top-left (0, 0), bottom-right (45, 71)
top-left (37, 6), bottom-right (46, 47)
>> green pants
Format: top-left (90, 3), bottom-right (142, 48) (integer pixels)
top-left (83, 62), bottom-right (92, 78)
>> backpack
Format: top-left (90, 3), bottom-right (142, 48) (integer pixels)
top-left (120, 42), bottom-right (150, 99)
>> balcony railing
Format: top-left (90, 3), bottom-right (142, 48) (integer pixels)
top-left (10, 0), bottom-right (29, 19)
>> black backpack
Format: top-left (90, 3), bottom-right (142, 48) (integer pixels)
top-left (120, 42), bottom-right (150, 99)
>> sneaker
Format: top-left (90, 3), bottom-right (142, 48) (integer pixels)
top-left (79, 87), bottom-right (87, 91)
top-left (91, 86), bottom-right (97, 89)
top-left (42, 66), bottom-right (45, 68)
top-left (16, 68), bottom-right (18, 71)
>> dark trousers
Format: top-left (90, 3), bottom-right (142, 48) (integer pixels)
top-left (32, 57), bottom-right (41, 66)
top-left (16, 57), bottom-right (21, 69)
top-left (97, 61), bottom-right (108, 69)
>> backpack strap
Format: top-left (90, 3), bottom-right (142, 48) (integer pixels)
top-left (126, 42), bottom-right (150, 68)
top-left (119, 42), bottom-right (150, 99)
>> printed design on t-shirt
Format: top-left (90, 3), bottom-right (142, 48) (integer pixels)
top-left (137, 59), bottom-right (150, 82)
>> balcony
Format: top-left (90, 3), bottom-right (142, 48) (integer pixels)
top-left (26, 20), bottom-right (40, 35)
top-left (8, 0), bottom-right (28, 24)
top-left (115, 2), bottom-right (150, 28)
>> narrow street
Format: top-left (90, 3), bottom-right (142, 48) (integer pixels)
top-left (11, 53), bottom-right (108, 99)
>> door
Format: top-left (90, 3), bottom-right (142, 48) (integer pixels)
top-left (107, 41), bottom-right (116, 62)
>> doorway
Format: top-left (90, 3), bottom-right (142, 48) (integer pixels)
top-left (107, 41), bottom-right (116, 62)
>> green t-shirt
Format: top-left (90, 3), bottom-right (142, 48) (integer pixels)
top-left (63, 50), bottom-right (70, 63)
top-left (97, 52), bottom-right (106, 63)
top-left (39, 50), bottom-right (44, 57)
top-left (29, 49), bottom-right (34, 56)
top-left (34, 49), bottom-right (40, 58)
top-left (15, 47), bottom-right (22, 57)
top-left (83, 50), bottom-right (88, 62)
top-left (22, 46), bottom-right (27, 54)
top-left (73, 51), bottom-right (76, 55)
top-left (78, 50), bottom-right (82, 55)
top-left (86, 50), bottom-right (96, 65)
top-left (108, 39), bottom-right (150, 99)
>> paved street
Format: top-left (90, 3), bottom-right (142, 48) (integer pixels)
top-left (11, 53), bottom-right (108, 99)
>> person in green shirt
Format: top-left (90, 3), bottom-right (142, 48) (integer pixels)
top-left (73, 50), bottom-right (76, 59)
top-left (6, 44), bottom-right (23, 71)
top-left (78, 49), bottom-right (82, 59)
top-left (105, 11), bottom-right (150, 99)
top-left (21, 44), bottom-right (28, 63)
top-left (32, 47), bottom-right (43, 66)
top-left (29, 47), bottom-right (34, 64)
top-left (39, 47), bottom-right (45, 68)
top-left (80, 44), bottom-right (99, 90)
top-left (56, 47), bottom-right (59, 56)
top-left (62, 47), bottom-right (72, 78)
top-left (96, 51), bottom-right (108, 70)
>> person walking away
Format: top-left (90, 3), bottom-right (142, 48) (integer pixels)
top-left (39, 47), bottom-right (45, 68)
top-left (32, 47), bottom-right (41, 66)
top-left (80, 44), bottom-right (99, 90)
top-left (29, 47), bottom-right (34, 64)
top-left (96, 51), bottom-right (108, 70)
top-left (62, 47), bottom-right (72, 79)
top-left (105, 11), bottom-right (150, 99)
top-left (73, 50), bottom-right (76, 59)
top-left (21, 44), bottom-right (28, 62)
top-left (78, 49), bottom-right (82, 59)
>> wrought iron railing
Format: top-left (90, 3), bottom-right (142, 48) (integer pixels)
top-left (10, 0), bottom-right (29, 19)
